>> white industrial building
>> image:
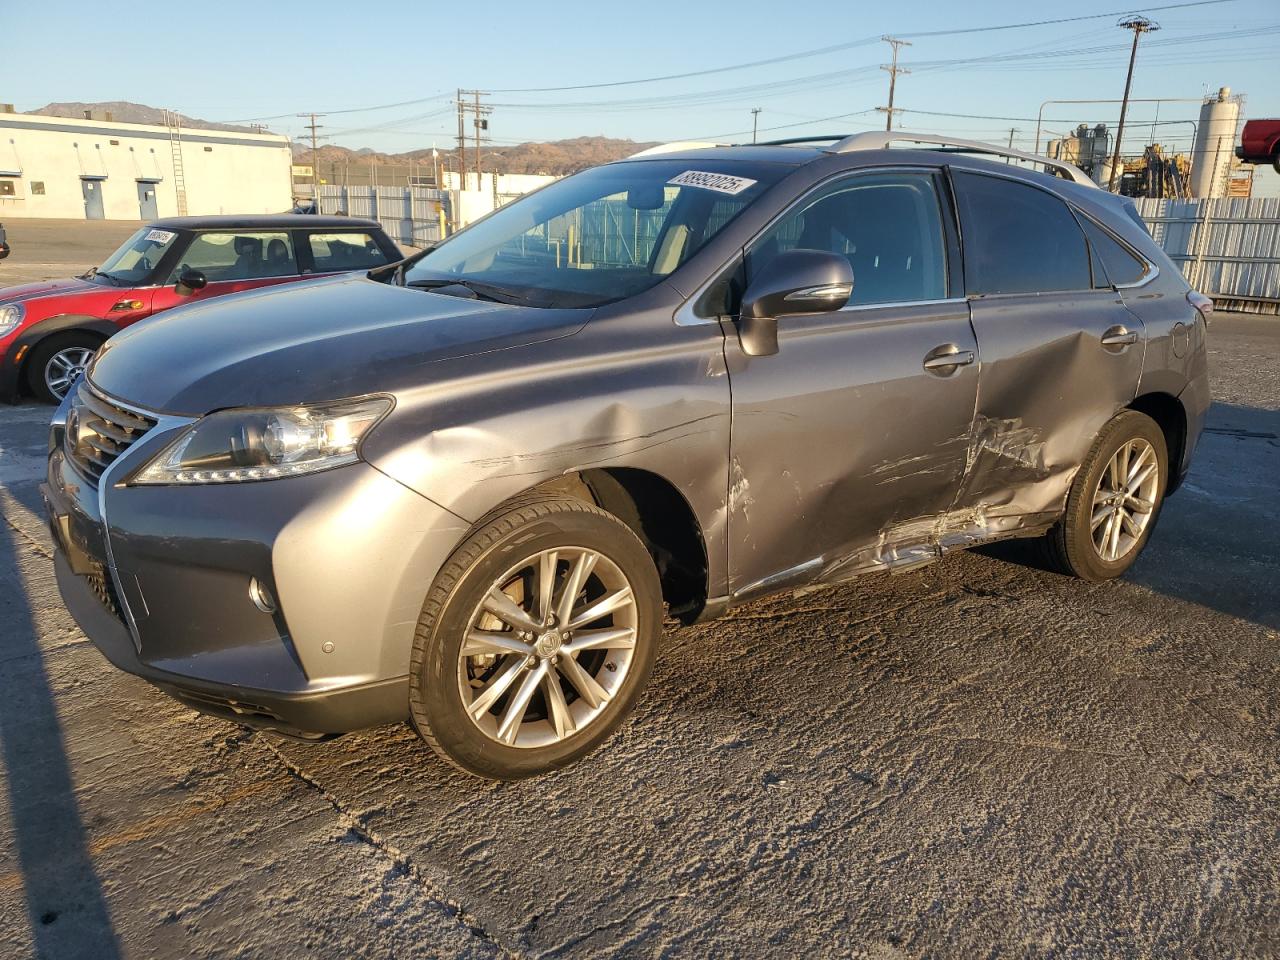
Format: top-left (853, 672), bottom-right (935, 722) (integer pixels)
top-left (0, 111), bottom-right (293, 221)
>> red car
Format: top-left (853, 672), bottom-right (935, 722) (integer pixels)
top-left (0, 215), bottom-right (401, 403)
top-left (1236, 119), bottom-right (1280, 171)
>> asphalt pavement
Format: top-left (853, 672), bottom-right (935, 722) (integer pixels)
top-left (0, 221), bottom-right (1277, 958)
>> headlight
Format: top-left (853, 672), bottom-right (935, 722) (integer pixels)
top-left (131, 396), bottom-right (392, 485)
top-left (0, 302), bottom-right (24, 338)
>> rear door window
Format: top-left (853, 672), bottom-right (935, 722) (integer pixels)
top-left (306, 232), bottom-right (391, 272)
top-left (168, 232), bottom-right (298, 282)
top-left (951, 172), bottom-right (1091, 295)
top-left (747, 171), bottom-right (948, 306)
top-left (1079, 216), bottom-right (1149, 288)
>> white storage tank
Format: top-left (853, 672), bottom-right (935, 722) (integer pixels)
top-left (1190, 87), bottom-right (1242, 199)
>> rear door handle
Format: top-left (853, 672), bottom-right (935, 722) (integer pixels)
top-left (1101, 325), bottom-right (1138, 347)
top-left (923, 344), bottom-right (976, 374)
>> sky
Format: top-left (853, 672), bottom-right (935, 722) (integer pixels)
top-left (3, 0), bottom-right (1278, 195)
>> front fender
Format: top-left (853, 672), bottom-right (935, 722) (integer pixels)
top-left (362, 305), bottom-right (733, 601)
top-left (2, 314), bottom-right (119, 402)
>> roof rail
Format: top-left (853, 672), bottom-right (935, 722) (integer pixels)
top-left (755, 135), bottom-right (848, 146)
top-left (628, 141), bottom-right (727, 158)
top-left (823, 131), bottom-right (1098, 188)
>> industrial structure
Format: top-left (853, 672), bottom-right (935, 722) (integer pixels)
top-left (0, 109), bottom-right (292, 220)
top-left (1190, 86), bottom-right (1244, 199)
top-left (1045, 85), bottom-right (1253, 200)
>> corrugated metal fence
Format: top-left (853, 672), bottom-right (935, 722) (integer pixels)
top-left (317, 185), bottom-right (450, 250)
top-left (1134, 197), bottom-right (1280, 315)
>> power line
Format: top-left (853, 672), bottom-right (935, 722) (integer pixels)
top-left (213, 0), bottom-right (1240, 124)
top-left (486, 0), bottom-right (1237, 93)
top-left (898, 0), bottom-right (1231, 36)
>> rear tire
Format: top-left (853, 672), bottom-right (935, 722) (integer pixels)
top-left (1036, 409), bottom-right (1167, 581)
top-left (27, 332), bottom-right (100, 404)
top-left (409, 496), bottom-right (662, 780)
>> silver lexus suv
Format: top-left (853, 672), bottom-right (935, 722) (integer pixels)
top-left (44, 133), bottom-right (1211, 780)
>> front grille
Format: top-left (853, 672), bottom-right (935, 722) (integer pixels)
top-left (64, 382), bottom-right (157, 485)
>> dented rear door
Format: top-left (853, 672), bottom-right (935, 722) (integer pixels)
top-left (949, 170), bottom-right (1145, 530)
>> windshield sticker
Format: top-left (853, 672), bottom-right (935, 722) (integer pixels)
top-left (145, 229), bottom-right (176, 244)
top-left (668, 170), bottom-right (758, 196)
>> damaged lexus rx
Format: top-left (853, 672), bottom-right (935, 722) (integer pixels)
top-left (44, 133), bottom-right (1210, 780)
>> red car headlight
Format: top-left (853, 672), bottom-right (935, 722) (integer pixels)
top-left (0, 302), bottom-right (24, 338)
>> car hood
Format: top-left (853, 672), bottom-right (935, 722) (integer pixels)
top-left (90, 275), bottom-right (592, 414)
top-left (0, 276), bottom-right (95, 304)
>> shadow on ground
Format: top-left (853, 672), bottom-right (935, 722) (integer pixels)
top-left (0, 501), bottom-right (121, 958)
top-left (983, 402), bottom-right (1280, 630)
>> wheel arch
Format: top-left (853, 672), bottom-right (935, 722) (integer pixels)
top-left (1128, 392), bottom-right (1187, 494)
top-left (512, 467), bottom-right (711, 625)
top-left (11, 314), bottom-right (116, 397)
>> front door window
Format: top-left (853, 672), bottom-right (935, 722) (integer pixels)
top-left (167, 232), bottom-right (299, 283)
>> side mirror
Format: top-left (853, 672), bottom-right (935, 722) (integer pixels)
top-left (174, 269), bottom-right (207, 297)
top-left (737, 249), bottom-right (854, 357)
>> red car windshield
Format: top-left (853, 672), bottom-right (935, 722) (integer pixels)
top-left (90, 227), bottom-right (181, 286)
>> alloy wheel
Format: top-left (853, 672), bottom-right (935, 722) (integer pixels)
top-left (44, 347), bottom-right (96, 401)
top-left (457, 547), bottom-right (638, 749)
top-left (1090, 438), bottom-right (1160, 562)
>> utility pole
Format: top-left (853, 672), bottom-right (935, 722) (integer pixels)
top-left (455, 90), bottom-right (466, 188)
top-left (877, 36), bottom-right (911, 131)
top-left (1107, 16), bottom-right (1159, 192)
top-left (456, 90), bottom-right (491, 190)
top-left (298, 113), bottom-right (326, 204)
top-left (751, 107), bottom-right (762, 143)
top-left (474, 90), bottom-right (482, 190)
top-left (1006, 127), bottom-right (1019, 162)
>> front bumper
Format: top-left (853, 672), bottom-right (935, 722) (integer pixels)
top-left (44, 416), bottom-right (469, 736)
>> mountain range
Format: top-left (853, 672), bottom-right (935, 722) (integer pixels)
top-left (26, 101), bottom-right (657, 175)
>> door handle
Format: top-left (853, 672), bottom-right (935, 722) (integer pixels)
top-left (1101, 325), bottom-right (1138, 347)
top-left (923, 344), bottom-right (976, 373)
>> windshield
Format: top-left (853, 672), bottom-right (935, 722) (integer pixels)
top-left (405, 159), bottom-right (785, 308)
top-left (91, 227), bottom-right (181, 285)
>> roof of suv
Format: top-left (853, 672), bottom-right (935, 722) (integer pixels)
top-left (149, 214), bottom-right (383, 231)
top-left (622, 132), bottom-right (1098, 189)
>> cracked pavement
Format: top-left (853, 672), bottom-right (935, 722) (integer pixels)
top-left (0, 230), bottom-right (1277, 956)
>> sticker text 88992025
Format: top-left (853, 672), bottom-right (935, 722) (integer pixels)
top-left (667, 170), bottom-right (758, 196)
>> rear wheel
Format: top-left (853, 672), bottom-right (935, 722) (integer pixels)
top-left (1037, 409), bottom-right (1168, 581)
top-left (410, 496), bottom-right (662, 780)
top-left (28, 332), bottom-right (100, 403)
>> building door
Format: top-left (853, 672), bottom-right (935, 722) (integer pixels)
top-left (137, 182), bottom-right (158, 220)
top-left (81, 179), bottom-right (105, 220)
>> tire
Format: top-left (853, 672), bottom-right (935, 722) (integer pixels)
top-left (1036, 409), bottom-right (1168, 581)
top-left (27, 332), bottom-right (101, 404)
top-left (409, 496), bottom-right (662, 780)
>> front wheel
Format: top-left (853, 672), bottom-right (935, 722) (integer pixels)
top-left (28, 333), bottom-right (100, 404)
top-left (1037, 409), bottom-right (1168, 581)
top-left (410, 496), bottom-right (662, 780)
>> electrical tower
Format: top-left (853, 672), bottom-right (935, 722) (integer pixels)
top-left (297, 113), bottom-right (327, 202)
top-left (877, 36), bottom-right (911, 131)
top-left (1107, 16), bottom-right (1160, 192)
top-left (455, 90), bottom-right (492, 190)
